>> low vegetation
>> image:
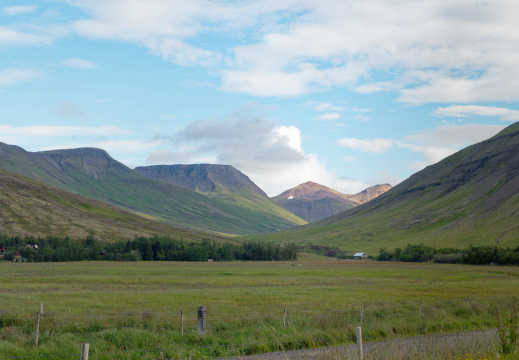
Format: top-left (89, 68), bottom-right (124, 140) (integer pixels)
top-left (0, 261), bottom-right (518, 359)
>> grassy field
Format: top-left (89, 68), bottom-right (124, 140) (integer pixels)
top-left (1, 260), bottom-right (518, 359)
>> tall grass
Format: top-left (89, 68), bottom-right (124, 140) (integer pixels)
top-left (0, 298), bottom-right (512, 359)
top-left (1, 260), bottom-right (518, 358)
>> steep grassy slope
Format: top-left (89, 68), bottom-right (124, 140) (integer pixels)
top-left (0, 168), bottom-right (218, 241)
top-left (250, 122), bottom-right (519, 253)
top-left (271, 182), bottom-right (392, 222)
top-left (0, 144), bottom-right (303, 235)
top-left (135, 164), bottom-right (306, 228)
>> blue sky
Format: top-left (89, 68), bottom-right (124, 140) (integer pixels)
top-left (1, 0), bottom-right (518, 196)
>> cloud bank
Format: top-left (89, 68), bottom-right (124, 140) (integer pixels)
top-left (146, 111), bottom-right (367, 196)
top-left (3, 0), bottom-right (509, 103)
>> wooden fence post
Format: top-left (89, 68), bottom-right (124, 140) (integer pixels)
top-left (34, 313), bottom-right (40, 346)
top-left (180, 310), bottom-right (184, 336)
top-left (467, 295), bottom-right (470, 307)
top-left (40, 302), bottom-right (43, 315)
top-left (81, 343), bottom-right (89, 360)
top-left (197, 306), bottom-right (206, 335)
top-left (283, 308), bottom-right (286, 328)
top-left (356, 326), bottom-right (363, 360)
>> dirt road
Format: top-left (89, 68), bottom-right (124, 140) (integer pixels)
top-left (224, 329), bottom-right (499, 360)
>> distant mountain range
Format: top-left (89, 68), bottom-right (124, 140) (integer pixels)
top-left (251, 122), bottom-right (519, 253)
top-left (0, 143), bottom-right (304, 236)
top-left (4, 119), bottom-right (518, 251)
top-left (271, 181), bottom-right (392, 222)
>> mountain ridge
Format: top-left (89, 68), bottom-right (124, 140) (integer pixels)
top-left (271, 181), bottom-right (392, 222)
top-left (0, 142), bottom-right (305, 235)
top-left (134, 164), bottom-right (305, 229)
top-left (134, 164), bottom-right (269, 197)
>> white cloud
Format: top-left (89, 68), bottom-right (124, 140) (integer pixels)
top-left (63, 0), bottom-right (301, 67)
top-left (0, 27), bottom-right (53, 47)
top-left (221, 1), bottom-right (519, 102)
top-left (317, 113), bottom-right (340, 121)
top-left (5, 1), bottom-right (519, 102)
top-left (337, 123), bottom-right (506, 172)
top-left (1, 5), bottom-right (38, 16)
top-left (307, 101), bottom-right (347, 112)
top-left (0, 68), bottom-right (40, 86)
top-left (146, 110), bottom-right (368, 195)
top-left (307, 101), bottom-right (346, 121)
top-left (403, 124), bottom-right (506, 148)
top-left (353, 114), bottom-right (370, 122)
top-left (433, 105), bottom-right (519, 122)
top-left (353, 108), bottom-right (372, 113)
top-left (61, 58), bottom-right (99, 69)
top-left (336, 138), bottom-right (394, 153)
top-left (396, 142), bottom-right (456, 165)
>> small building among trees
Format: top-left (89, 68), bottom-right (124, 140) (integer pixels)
top-left (353, 252), bottom-right (367, 259)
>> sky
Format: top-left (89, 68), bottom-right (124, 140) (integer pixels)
top-left (1, 0), bottom-right (518, 196)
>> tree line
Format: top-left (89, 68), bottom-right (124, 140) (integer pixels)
top-left (377, 243), bottom-right (519, 266)
top-left (0, 233), bottom-right (298, 262)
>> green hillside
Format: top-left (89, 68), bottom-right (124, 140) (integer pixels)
top-left (0, 144), bottom-right (303, 235)
top-left (248, 122), bottom-right (519, 254)
top-left (0, 168), bottom-right (219, 242)
top-left (135, 164), bottom-right (306, 229)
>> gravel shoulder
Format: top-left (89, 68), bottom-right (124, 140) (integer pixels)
top-left (224, 328), bottom-right (499, 360)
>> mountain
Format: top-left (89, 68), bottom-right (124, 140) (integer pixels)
top-left (134, 164), bottom-right (305, 228)
top-left (0, 168), bottom-right (216, 241)
top-left (348, 183), bottom-right (393, 204)
top-left (250, 122), bottom-right (519, 253)
top-left (0, 143), bottom-right (304, 235)
top-left (271, 182), bottom-right (392, 222)
top-left (134, 164), bottom-right (268, 196)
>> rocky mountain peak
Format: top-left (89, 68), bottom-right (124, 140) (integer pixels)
top-left (134, 164), bottom-right (268, 197)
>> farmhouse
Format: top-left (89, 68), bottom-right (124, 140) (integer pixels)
top-left (353, 252), bottom-right (367, 259)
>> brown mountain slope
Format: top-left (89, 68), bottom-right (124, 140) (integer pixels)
top-left (0, 168), bottom-right (220, 242)
top-left (272, 182), bottom-right (392, 222)
top-left (348, 183), bottom-right (394, 204)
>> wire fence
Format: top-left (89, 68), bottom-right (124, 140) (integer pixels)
top-left (0, 296), bottom-right (515, 359)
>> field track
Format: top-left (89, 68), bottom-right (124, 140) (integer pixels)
top-left (226, 328), bottom-right (498, 359)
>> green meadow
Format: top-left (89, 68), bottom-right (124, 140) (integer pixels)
top-left (1, 260), bottom-right (518, 359)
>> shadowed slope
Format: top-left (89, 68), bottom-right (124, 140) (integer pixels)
top-left (0, 168), bottom-right (219, 241)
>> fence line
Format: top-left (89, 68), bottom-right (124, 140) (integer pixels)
top-left (0, 335), bottom-right (362, 359)
top-left (1, 296), bottom-right (515, 359)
